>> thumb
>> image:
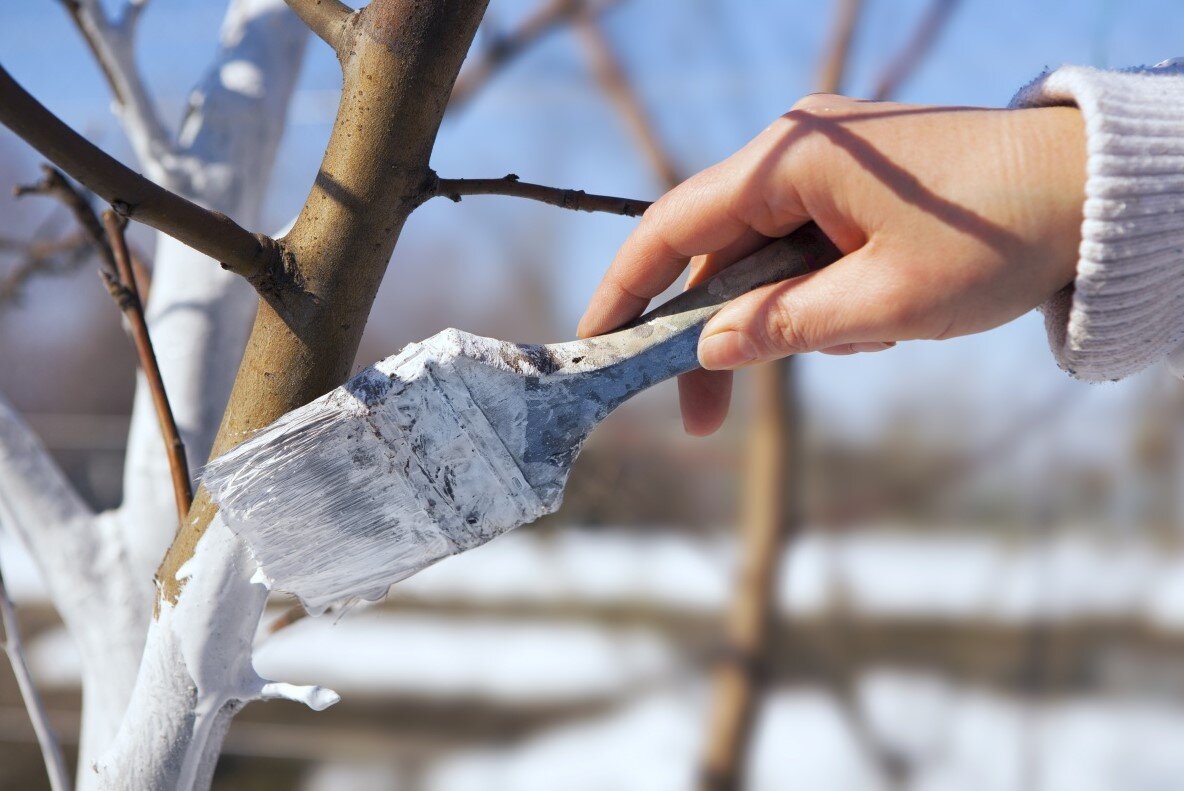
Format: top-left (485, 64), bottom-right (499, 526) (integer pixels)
top-left (697, 246), bottom-right (912, 369)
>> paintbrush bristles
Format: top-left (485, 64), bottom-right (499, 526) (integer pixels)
top-left (202, 331), bottom-right (552, 613)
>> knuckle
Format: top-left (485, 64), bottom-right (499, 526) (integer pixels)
top-left (760, 296), bottom-right (811, 356)
top-left (788, 92), bottom-right (845, 115)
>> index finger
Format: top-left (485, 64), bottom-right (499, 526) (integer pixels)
top-left (577, 165), bottom-right (749, 338)
top-left (577, 141), bottom-right (809, 337)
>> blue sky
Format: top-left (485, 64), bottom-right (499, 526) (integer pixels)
top-left (2, 0), bottom-right (1182, 465)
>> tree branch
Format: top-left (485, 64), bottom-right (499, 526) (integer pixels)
top-left (14, 167), bottom-right (191, 524)
top-left (0, 233), bottom-right (92, 304)
top-left (870, 0), bottom-right (959, 101)
top-left (57, 0), bottom-right (174, 180)
top-left (102, 211), bottom-right (192, 526)
top-left (14, 166), bottom-right (117, 272)
top-left (574, 11), bottom-right (681, 189)
top-left (815, 0), bottom-right (863, 97)
top-left (0, 66), bottom-right (283, 285)
top-left (431, 173), bottom-right (650, 216)
top-left (697, 3), bottom-right (863, 790)
top-left (0, 562), bottom-right (71, 791)
top-left (283, 0), bottom-right (353, 55)
top-left (450, 0), bottom-right (620, 111)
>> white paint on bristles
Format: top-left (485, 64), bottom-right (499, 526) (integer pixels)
top-left (205, 329), bottom-right (555, 614)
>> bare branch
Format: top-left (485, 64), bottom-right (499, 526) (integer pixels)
top-left (0, 233), bottom-right (92, 304)
top-left (870, 0), bottom-right (959, 101)
top-left (697, 3), bottom-right (864, 790)
top-left (15, 165), bottom-right (116, 273)
top-left (103, 211), bottom-right (192, 526)
top-left (432, 173), bottom-right (650, 216)
top-left (12, 168), bottom-right (190, 523)
top-left (57, 0), bottom-right (173, 176)
top-left (284, 0), bottom-right (353, 54)
top-left (0, 563), bottom-right (71, 791)
top-left (450, 0), bottom-right (620, 110)
top-left (816, 0), bottom-right (863, 95)
top-left (574, 12), bottom-right (681, 188)
top-left (0, 67), bottom-right (283, 285)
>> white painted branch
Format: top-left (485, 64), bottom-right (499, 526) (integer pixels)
top-left (82, 1), bottom-right (312, 787)
top-left (119, 0), bottom-right (309, 582)
top-left (63, 0), bottom-right (176, 185)
top-left (0, 395), bottom-right (147, 778)
top-left (0, 393), bottom-right (90, 537)
top-left (0, 562), bottom-right (71, 791)
top-left (91, 516), bottom-right (337, 790)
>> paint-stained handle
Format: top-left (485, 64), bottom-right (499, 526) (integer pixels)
top-left (546, 222), bottom-right (842, 383)
top-left (625, 222), bottom-right (841, 329)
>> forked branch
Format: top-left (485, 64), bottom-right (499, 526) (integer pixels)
top-left (15, 167), bottom-right (192, 526)
top-left (0, 66), bottom-right (283, 285)
top-left (57, 0), bottom-right (173, 173)
top-left (284, 0), bottom-right (354, 55)
top-left (432, 173), bottom-right (650, 216)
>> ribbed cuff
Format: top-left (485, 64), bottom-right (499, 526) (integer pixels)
top-left (1011, 60), bottom-right (1184, 381)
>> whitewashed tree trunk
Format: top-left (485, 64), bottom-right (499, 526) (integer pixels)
top-left (1, 1), bottom-right (311, 786)
top-left (88, 2), bottom-right (312, 786)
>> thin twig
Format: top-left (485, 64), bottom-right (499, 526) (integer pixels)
top-left (102, 211), bottom-right (192, 524)
top-left (871, 0), bottom-right (960, 101)
top-left (0, 67), bottom-right (283, 284)
top-left (574, 12), bottom-right (681, 189)
top-left (432, 173), bottom-right (651, 216)
top-left (14, 166), bottom-right (189, 522)
top-left (283, 0), bottom-right (353, 54)
top-left (14, 166), bottom-right (116, 272)
top-left (450, 0), bottom-right (621, 110)
top-left (0, 233), bottom-right (93, 304)
top-left (265, 604), bottom-right (307, 637)
top-left (0, 562), bottom-right (71, 791)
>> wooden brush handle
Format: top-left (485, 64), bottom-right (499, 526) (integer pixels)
top-left (547, 222), bottom-right (842, 382)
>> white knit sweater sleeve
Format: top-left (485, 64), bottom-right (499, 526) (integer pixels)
top-left (1011, 60), bottom-right (1184, 381)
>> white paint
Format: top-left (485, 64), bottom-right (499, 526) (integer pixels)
top-left (86, 0), bottom-right (311, 786)
top-left (205, 329), bottom-right (552, 613)
top-left (219, 60), bottom-right (267, 98)
top-left (93, 517), bottom-right (337, 791)
top-left (0, 1), bottom-right (311, 788)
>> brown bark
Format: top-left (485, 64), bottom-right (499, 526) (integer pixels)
top-left (696, 2), bottom-right (862, 789)
top-left (157, 0), bottom-right (491, 603)
top-left (103, 211), bottom-right (192, 526)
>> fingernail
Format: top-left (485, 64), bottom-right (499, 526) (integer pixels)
top-left (850, 341), bottom-right (894, 353)
top-left (699, 331), bottom-right (758, 370)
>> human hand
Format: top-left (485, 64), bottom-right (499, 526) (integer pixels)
top-left (577, 96), bottom-right (1086, 435)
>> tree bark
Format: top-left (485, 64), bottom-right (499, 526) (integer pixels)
top-left (92, 1), bottom-right (489, 787)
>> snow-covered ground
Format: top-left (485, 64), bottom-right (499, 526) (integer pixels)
top-left (301, 674), bottom-right (1184, 791)
top-left (9, 526), bottom-right (1184, 790)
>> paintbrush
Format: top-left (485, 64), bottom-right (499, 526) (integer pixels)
top-left (202, 223), bottom-right (840, 613)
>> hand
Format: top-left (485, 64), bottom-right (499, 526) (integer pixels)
top-left (578, 95), bottom-right (1086, 435)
